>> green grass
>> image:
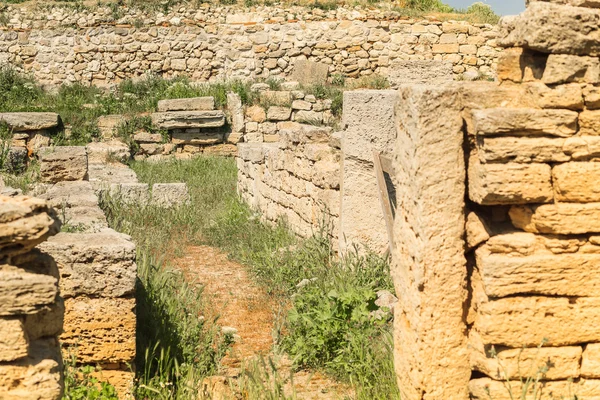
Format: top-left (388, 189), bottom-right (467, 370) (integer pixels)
top-left (101, 155), bottom-right (400, 399)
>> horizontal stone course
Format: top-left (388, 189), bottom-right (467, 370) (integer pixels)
top-left (151, 110), bottom-right (225, 129)
top-left (466, 108), bottom-right (578, 137)
top-left (510, 203), bottom-right (600, 234)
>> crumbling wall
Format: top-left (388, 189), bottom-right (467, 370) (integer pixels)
top-left (0, 195), bottom-right (63, 399)
top-left (0, 4), bottom-right (500, 86)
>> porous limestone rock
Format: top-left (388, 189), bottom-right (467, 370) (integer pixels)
top-left (0, 112), bottom-right (60, 132)
top-left (151, 183), bottom-right (190, 208)
top-left (563, 135), bottom-right (600, 159)
top-left (0, 265), bottom-right (58, 316)
top-left (469, 377), bottom-right (600, 400)
top-left (24, 299), bottom-right (64, 341)
top-left (553, 162), bottom-right (600, 202)
top-left (465, 108), bottom-right (578, 137)
top-left (266, 106), bottom-right (292, 121)
top-left (510, 203), bottom-right (600, 234)
top-left (86, 141), bottom-right (130, 164)
top-left (61, 297), bottom-right (135, 364)
top-left (157, 96), bottom-right (215, 112)
top-left (39, 146), bottom-right (88, 183)
top-left (542, 54), bottom-right (600, 84)
top-left (38, 230), bottom-right (136, 298)
top-left (523, 82), bottom-right (584, 110)
top-left (289, 60), bottom-right (329, 85)
top-left (0, 318), bottom-right (29, 362)
top-left (474, 136), bottom-right (570, 163)
top-left (171, 131), bottom-right (223, 145)
top-left (151, 110), bottom-right (225, 129)
top-left (579, 110), bottom-right (600, 135)
top-left (109, 183), bottom-right (150, 205)
top-left (582, 343), bottom-right (600, 378)
top-left (97, 115), bottom-right (122, 139)
top-left (468, 158), bottom-right (553, 205)
top-left (496, 48), bottom-right (547, 83)
top-left (465, 212), bottom-right (490, 250)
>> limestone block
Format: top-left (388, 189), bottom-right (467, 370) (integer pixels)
top-left (294, 110), bottom-right (323, 124)
top-left (109, 183), bottom-right (150, 205)
top-left (86, 141), bottom-right (130, 164)
top-left (553, 162), bottom-right (600, 202)
top-left (24, 298), bottom-right (64, 341)
top-left (171, 131), bottom-right (223, 145)
top-left (27, 132), bottom-right (52, 155)
top-left (202, 143), bottom-right (237, 156)
top-left (87, 163), bottom-right (138, 187)
top-left (542, 54), bottom-right (600, 84)
top-left (392, 84), bottom-right (470, 400)
top-left (465, 212), bottom-right (490, 250)
top-left (237, 144), bottom-right (263, 163)
top-left (151, 111), bottom-right (225, 129)
top-left (39, 230), bottom-right (136, 298)
top-left (468, 158), bottom-right (553, 205)
top-left (465, 108), bottom-right (578, 137)
top-left (91, 369), bottom-right (133, 400)
top-left (563, 135), bottom-right (600, 159)
top-left (469, 331), bottom-right (582, 380)
top-left (266, 106), bottom-right (292, 121)
top-left (312, 160), bottom-right (340, 189)
top-left (39, 146), bottom-right (88, 183)
top-left (584, 85), bottom-right (600, 109)
top-left (469, 378), bottom-right (600, 400)
top-left (583, 343), bottom-right (600, 378)
top-left (245, 105), bottom-right (266, 123)
top-left (387, 60), bottom-right (453, 86)
top-left (474, 295), bottom-right (600, 346)
top-left (291, 100), bottom-right (312, 110)
top-left (133, 132), bottom-right (162, 143)
top-left (501, 2), bottom-right (600, 56)
top-left (97, 115), bottom-right (122, 139)
top-left (290, 60), bottom-right (329, 85)
top-left (579, 110), bottom-right (600, 135)
top-left (523, 82), bottom-right (584, 110)
top-left (260, 91), bottom-right (292, 105)
top-left (342, 90), bottom-right (398, 162)
top-left (157, 96), bottom-right (214, 112)
top-left (0, 318), bottom-right (28, 362)
top-left (475, 136), bottom-right (569, 163)
top-left (496, 48), bottom-right (547, 83)
top-left (476, 242), bottom-right (600, 297)
top-left (528, 0), bottom-right (600, 6)
top-left (62, 297), bottom-right (135, 364)
top-left (0, 338), bottom-right (63, 400)
top-left (0, 112), bottom-right (60, 132)
top-left (0, 195), bottom-right (60, 258)
top-left (151, 183), bottom-right (190, 208)
top-left (226, 92), bottom-right (244, 137)
top-left (0, 265), bottom-right (58, 316)
top-left (510, 203), bottom-right (600, 234)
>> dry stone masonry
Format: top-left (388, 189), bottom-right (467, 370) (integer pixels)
top-left (0, 4), bottom-right (501, 86)
top-left (0, 195), bottom-right (63, 399)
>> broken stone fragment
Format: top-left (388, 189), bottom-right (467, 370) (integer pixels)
top-left (151, 110), bottom-right (225, 129)
top-left (465, 212), bottom-right (490, 249)
top-left (39, 146), bottom-right (88, 183)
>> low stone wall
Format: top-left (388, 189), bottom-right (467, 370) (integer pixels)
top-left (0, 4), bottom-right (501, 86)
top-left (0, 195), bottom-right (63, 399)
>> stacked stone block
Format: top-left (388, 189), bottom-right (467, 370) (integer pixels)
top-left (0, 4), bottom-right (500, 86)
top-left (237, 123), bottom-right (340, 239)
top-left (0, 195), bottom-right (63, 399)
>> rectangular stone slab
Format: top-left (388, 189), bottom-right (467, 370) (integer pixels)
top-left (157, 96), bottom-right (215, 112)
top-left (0, 317), bottom-right (28, 362)
top-left (583, 343), bottom-right (600, 378)
top-left (510, 203), bottom-right (600, 234)
top-left (474, 296), bottom-right (600, 346)
top-left (61, 297), bottom-right (136, 364)
top-left (39, 146), bottom-right (88, 183)
top-left (0, 112), bottom-right (60, 132)
top-left (171, 132), bottom-right (223, 145)
top-left (501, 2), bottom-right (600, 56)
top-left (468, 158), bottom-right (553, 205)
top-left (151, 110), bottom-right (225, 129)
top-left (475, 136), bottom-right (569, 163)
top-left (476, 246), bottom-right (600, 297)
top-left (470, 378), bottom-right (600, 400)
top-left (465, 108), bottom-right (578, 137)
top-left (0, 265), bottom-right (58, 316)
top-left (38, 229), bottom-right (137, 298)
top-left (553, 162), bottom-right (600, 202)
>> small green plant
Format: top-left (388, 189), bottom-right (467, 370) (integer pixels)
top-left (233, 356), bottom-right (297, 400)
top-left (63, 357), bottom-right (119, 400)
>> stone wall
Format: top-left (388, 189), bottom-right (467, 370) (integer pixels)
top-left (0, 3), bottom-right (501, 86)
top-left (0, 195), bottom-right (63, 399)
top-left (390, 1), bottom-right (600, 398)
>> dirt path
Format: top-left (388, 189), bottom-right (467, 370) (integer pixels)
top-left (174, 245), bottom-right (352, 400)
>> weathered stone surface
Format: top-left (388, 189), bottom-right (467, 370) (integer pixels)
top-left (392, 84), bottom-right (470, 400)
top-left (553, 162), bottom-right (600, 202)
top-left (388, 60), bottom-right (453, 86)
top-left (151, 110), bottom-right (225, 129)
top-left (0, 265), bottom-right (58, 316)
top-left (469, 378), bottom-right (600, 400)
top-left (496, 48), bottom-right (547, 83)
top-left (501, 2), bottom-right (600, 56)
top-left (90, 369), bottom-right (133, 400)
top-left (246, 105), bottom-right (266, 123)
top-left (133, 131), bottom-right (162, 143)
top-left (582, 343), bottom-right (600, 378)
top-left (528, 0), bottom-right (600, 6)
top-left (0, 112), bottom-right (60, 132)
top-left (226, 92), bottom-right (244, 141)
top-left (0, 195), bottom-right (60, 257)
top-left (475, 136), bottom-right (569, 163)
top-left (39, 146), bottom-right (88, 183)
top-left (465, 212), bottom-right (490, 250)
top-left (97, 115), bottom-right (122, 139)
top-left (474, 295), bottom-right (600, 346)
top-left (579, 110), bottom-right (600, 135)
top-left (86, 141), bottom-right (130, 164)
top-left (39, 230), bottom-right (136, 298)
top-left (24, 298), bottom-right (64, 341)
top-left (151, 183), bottom-right (190, 208)
top-left (171, 131), bottom-right (223, 145)
top-left (584, 85), bottom-right (600, 109)
top-left (469, 331), bottom-right (582, 380)
top-left (0, 317), bottom-right (29, 362)
top-left (523, 82), bottom-right (584, 110)
top-left (510, 203), bottom-right (600, 234)
top-left (27, 132), bottom-right (52, 155)
top-left (563, 135), bottom-right (600, 159)
top-left (542, 54), bottom-right (600, 84)
top-left (266, 106), bottom-right (292, 121)
top-left (157, 96), bottom-right (215, 112)
top-left (465, 108), bottom-right (578, 137)
top-left (87, 162), bottom-right (138, 188)
top-left (0, 338), bottom-right (63, 400)
top-left (109, 183), bottom-right (150, 205)
top-left (468, 158), bottom-right (553, 205)
top-left (289, 59), bottom-right (329, 85)
top-left (61, 297), bottom-right (135, 364)
top-left (476, 239), bottom-right (600, 297)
